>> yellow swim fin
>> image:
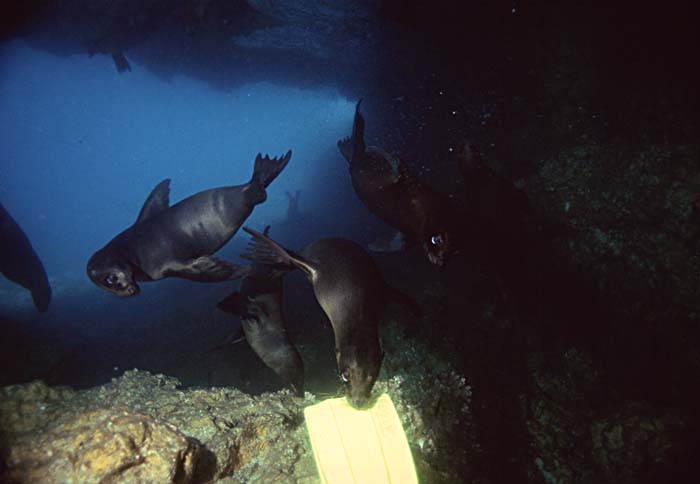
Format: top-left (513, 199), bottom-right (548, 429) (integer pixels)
top-left (304, 393), bottom-right (419, 484)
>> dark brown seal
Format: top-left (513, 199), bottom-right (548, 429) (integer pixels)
top-left (242, 226), bottom-right (419, 408)
top-left (87, 150), bottom-right (291, 296)
top-left (338, 100), bottom-right (459, 266)
top-left (0, 202), bottom-right (52, 312)
top-left (217, 228), bottom-right (304, 396)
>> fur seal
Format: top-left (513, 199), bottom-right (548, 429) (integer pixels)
top-left (284, 190), bottom-right (302, 221)
top-left (87, 150), bottom-right (292, 296)
top-left (338, 100), bottom-right (459, 266)
top-left (217, 227), bottom-right (304, 397)
top-left (242, 226), bottom-right (419, 408)
top-left (0, 202), bottom-right (52, 312)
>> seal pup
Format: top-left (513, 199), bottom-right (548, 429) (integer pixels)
top-left (242, 226), bottom-right (419, 408)
top-left (87, 150), bottom-right (292, 296)
top-left (217, 226), bottom-right (304, 397)
top-left (338, 100), bottom-right (459, 266)
top-left (0, 202), bottom-right (52, 312)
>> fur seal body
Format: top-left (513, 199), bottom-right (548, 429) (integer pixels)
top-left (338, 100), bottom-right (458, 265)
top-left (87, 150), bottom-right (291, 296)
top-left (0, 202), bottom-right (52, 312)
top-left (217, 228), bottom-right (304, 396)
top-left (243, 227), bottom-right (418, 408)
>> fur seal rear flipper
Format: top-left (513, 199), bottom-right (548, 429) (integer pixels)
top-left (338, 100), bottom-right (459, 266)
top-left (87, 150), bottom-right (292, 296)
top-left (242, 226), bottom-right (418, 408)
top-left (0, 202), bottom-right (52, 312)
top-left (217, 226), bottom-right (304, 396)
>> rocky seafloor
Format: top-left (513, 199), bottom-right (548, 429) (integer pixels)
top-left (0, 321), bottom-right (475, 484)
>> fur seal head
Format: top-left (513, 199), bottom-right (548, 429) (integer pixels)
top-left (424, 229), bottom-right (455, 266)
top-left (338, 340), bottom-right (383, 408)
top-left (87, 249), bottom-right (139, 296)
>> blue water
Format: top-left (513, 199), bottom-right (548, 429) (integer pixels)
top-left (1, 41), bottom-right (357, 298)
top-left (0, 41), bottom-right (373, 389)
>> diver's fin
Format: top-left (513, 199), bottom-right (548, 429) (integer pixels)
top-left (136, 179), bottom-right (170, 224)
top-left (251, 150), bottom-right (292, 188)
top-left (242, 226), bottom-right (317, 278)
top-left (111, 52), bottom-right (131, 73)
top-left (337, 99), bottom-right (365, 162)
top-left (304, 394), bottom-right (419, 484)
top-left (207, 328), bottom-right (246, 352)
top-left (164, 256), bottom-right (250, 282)
top-left (368, 231), bottom-right (407, 252)
top-left (385, 285), bottom-right (422, 317)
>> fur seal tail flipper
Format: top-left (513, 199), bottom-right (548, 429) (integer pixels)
top-left (165, 256), bottom-right (250, 282)
top-left (136, 179), bottom-right (170, 224)
top-left (242, 226), bottom-right (316, 278)
top-left (337, 99), bottom-right (365, 162)
top-left (252, 150), bottom-right (292, 188)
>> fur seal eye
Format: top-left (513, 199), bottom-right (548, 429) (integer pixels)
top-left (105, 274), bottom-right (118, 286)
top-left (430, 234), bottom-right (443, 246)
top-left (340, 370), bottom-right (350, 383)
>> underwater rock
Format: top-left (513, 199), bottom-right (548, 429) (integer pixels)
top-left (527, 144), bottom-right (700, 324)
top-left (3, 408), bottom-right (199, 483)
top-left (523, 349), bottom-right (690, 484)
top-left (379, 321), bottom-right (477, 483)
top-left (0, 324), bottom-right (477, 483)
top-left (525, 143), bottom-right (700, 401)
top-left (591, 403), bottom-right (687, 483)
top-left (0, 371), bottom-right (314, 483)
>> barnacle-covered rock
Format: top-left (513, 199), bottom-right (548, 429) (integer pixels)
top-left (526, 143), bottom-right (700, 322)
top-left (523, 348), bottom-right (690, 484)
top-left (0, 325), bottom-right (476, 484)
top-left (379, 320), bottom-right (477, 483)
top-left (6, 408), bottom-right (199, 484)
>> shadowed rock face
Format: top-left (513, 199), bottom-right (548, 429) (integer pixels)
top-left (5, 0), bottom-right (383, 94)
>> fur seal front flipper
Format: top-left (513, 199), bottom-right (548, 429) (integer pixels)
top-left (136, 178), bottom-right (170, 223)
top-left (208, 327), bottom-right (246, 352)
top-left (338, 100), bottom-right (459, 266)
top-left (87, 150), bottom-right (292, 296)
top-left (242, 226), bottom-right (417, 408)
top-left (0, 202), bottom-right (52, 312)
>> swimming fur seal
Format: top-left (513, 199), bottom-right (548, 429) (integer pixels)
top-left (338, 100), bottom-right (459, 266)
top-left (242, 226), bottom-right (419, 408)
top-left (217, 227), bottom-right (304, 397)
top-left (87, 150), bottom-right (292, 296)
top-left (0, 202), bottom-right (52, 312)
